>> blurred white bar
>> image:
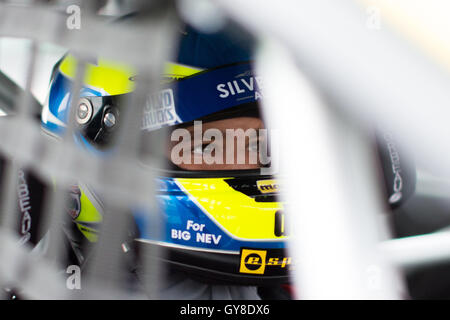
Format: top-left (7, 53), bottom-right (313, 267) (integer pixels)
top-left (256, 39), bottom-right (403, 299)
top-left (216, 0), bottom-right (450, 299)
top-left (380, 231), bottom-right (450, 270)
top-left (415, 169), bottom-right (450, 199)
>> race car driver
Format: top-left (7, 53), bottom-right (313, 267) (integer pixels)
top-left (1, 20), bottom-right (415, 300)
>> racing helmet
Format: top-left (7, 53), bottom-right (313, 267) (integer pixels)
top-left (41, 24), bottom-right (290, 286)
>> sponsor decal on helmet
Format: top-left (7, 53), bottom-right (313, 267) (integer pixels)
top-left (142, 89), bottom-right (179, 130)
top-left (240, 249), bottom-right (267, 274)
top-left (256, 180), bottom-right (279, 194)
top-left (239, 248), bottom-right (292, 275)
top-left (216, 71), bottom-right (264, 101)
top-left (170, 219), bottom-right (222, 246)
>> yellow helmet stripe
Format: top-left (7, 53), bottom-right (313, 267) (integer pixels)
top-left (175, 178), bottom-right (285, 240)
top-left (74, 186), bottom-right (103, 242)
top-left (59, 54), bottom-right (136, 95)
top-left (59, 55), bottom-right (203, 95)
top-left (162, 63), bottom-right (203, 80)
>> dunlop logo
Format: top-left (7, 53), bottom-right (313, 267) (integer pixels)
top-left (256, 180), bottom-right (279, 194)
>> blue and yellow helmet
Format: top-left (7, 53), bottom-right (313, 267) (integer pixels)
top-left (41, 25), bottom-right (290, 285)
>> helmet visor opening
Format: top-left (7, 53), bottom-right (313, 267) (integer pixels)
top-left (141, 102), bottom-right (274, 174)
top-left (73, 62), bottom-right (275, 176)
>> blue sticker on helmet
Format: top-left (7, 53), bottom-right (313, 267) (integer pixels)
top-left (133, 178), bottom-right (284, 252)
top-left (169, 62), bottom-right (262, 125)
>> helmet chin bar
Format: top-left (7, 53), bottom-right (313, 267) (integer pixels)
top-left (134, 240), bottom-right (291, 286)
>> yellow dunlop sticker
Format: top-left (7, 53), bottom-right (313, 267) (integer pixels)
top-left (256, 180), bottom-right (279, 194)
top-left (240, 249), bottom-right (267, 274)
